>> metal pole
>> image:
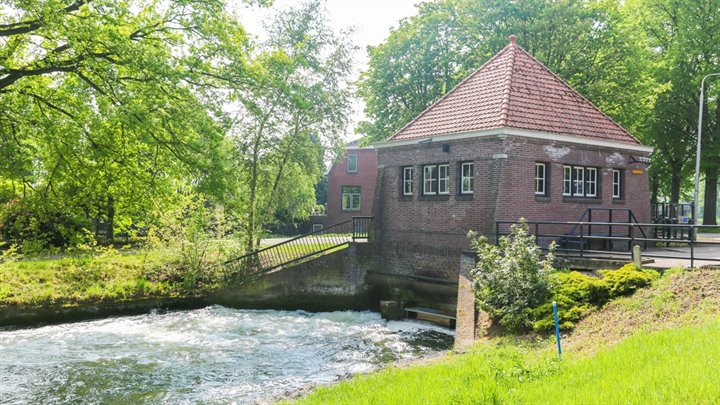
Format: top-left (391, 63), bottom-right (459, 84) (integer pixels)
top-left (694, 73), bottom-right (720, 231)
top-left (553, 301), bottom-right (562, 360)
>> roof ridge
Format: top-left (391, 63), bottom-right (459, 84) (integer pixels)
top-left (511, 45), bottom-right (641, 145)
top-left (387, 43), bottom-right (515, 141)
top-left (498, 43), bottom-right (517, 126)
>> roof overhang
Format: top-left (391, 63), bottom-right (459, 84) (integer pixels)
top-left (373, 127), bottom-right (654, 154)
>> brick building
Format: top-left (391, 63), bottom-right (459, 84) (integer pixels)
top-left (372, 36), bottom-right (653, 280)
top-left (313, 141), bottom-right (377, 230)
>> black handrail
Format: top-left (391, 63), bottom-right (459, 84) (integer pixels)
top-left (495, 220), bottom-right (720, 268)
top-left (223, 216), bottom-right (373, 278)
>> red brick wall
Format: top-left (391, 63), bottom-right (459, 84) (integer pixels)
top-left (325, 147), bottom-right (378, 226)
top-left (374, 135), bottom-right (652, 278)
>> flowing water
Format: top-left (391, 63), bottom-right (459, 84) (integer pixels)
top-left (0, 306), bottom-right (453, 404)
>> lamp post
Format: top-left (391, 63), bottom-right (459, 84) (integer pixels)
top-left (693, 73), bottom-right (720, 227)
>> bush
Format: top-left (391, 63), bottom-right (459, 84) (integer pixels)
top-left (532, 264), bottom-right (660, 332)
top-left (598, 263), bottom-right (659, 297)
top-left (468, 219), bottom-right (556, 333)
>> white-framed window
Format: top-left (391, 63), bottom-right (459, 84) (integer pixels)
top-left (341, 186), bottom-right (361, 210)
top-left (572, 166), bottom-right (585, 196)
top-left (461, 162), bottom-right (474, 194)
top-left (563, 166), bottom-right (572, 196)
top-left (438, 164), bottom-right (450, 194)
top-left (613, 169), bottom-right (622, 199)
top-left (586, 167), bottom-right (597, 197)
top-left (535, 162), bottom-right (547, 195)
top-left (423, 165), bottom-right (438, 195)
top-left (347, 154), bottom-right (357, 173)
top-left (312, 224), bottom-right (324, 232)
top-left (402, 166), bottom-right (413, 196)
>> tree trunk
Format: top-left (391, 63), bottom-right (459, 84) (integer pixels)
top-left (703, 168), bottom-right (718, 225)
top-left (670, 173), bottom-right (681, 205)
top-left (107, 194), bottom-right (115, 242)
top-left (650, 175), bottom-right (659, 205)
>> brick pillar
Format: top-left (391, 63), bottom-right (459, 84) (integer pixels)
top-left (455, 252), bottom-right (493, 349)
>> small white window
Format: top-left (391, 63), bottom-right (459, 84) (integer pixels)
top-left (613, 169), bottom-right (622, 199)
top-left (347, 154), bottom-right (357, 173)
top-left (402, 167), bottom-right (413, 196)
top-left (563, 166), bottom-right (572, 196)
top-left (423, 165), bottom-right (438, 195)
top-left (461, 162), bottom-right (474, 194)
top-left (341, 186), bottom-right (361, 210)
top-left (535, 162), bottom-right (547, 195)
top-left (312, 224), bottom-right (324, 232)
top-left (586, 167), bottom-right (597, 197)
top-left (572, 166), bottom-right (585, 196)
top-left (438, 164), bottom-right (450, 194)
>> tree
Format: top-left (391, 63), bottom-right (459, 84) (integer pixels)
top-left (226, 0), bottom-right (354, 251)
top-left (626, 0), bottom-right (720, 212)
top-left (0, 0), bottom-right (253, 246)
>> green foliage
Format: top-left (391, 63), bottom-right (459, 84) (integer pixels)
top-left (468, 219), bottom-right (556, 332)
top-left (533, 264), bottom-right (660, 332)
top-left (298, 320), bottom-right (720, 404)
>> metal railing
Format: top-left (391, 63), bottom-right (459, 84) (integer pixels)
top-left (495, 220), bottom-right (720, 269)
top-left (224, 216), bottom-right (373, 277)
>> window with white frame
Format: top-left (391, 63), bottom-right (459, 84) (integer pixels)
top-left (461, 162), bottom-right (474, 194)
top-left (612, 169), bottom-right (622, 199)
top-left (572, 166), bottom-right (585, 196)
top-left (534, 163), bottom-right (547, 195)
top-left (347, 154), bottom-right (357, 173)
top-left (402, 166), bottom-right (413, 196)
top-left (341, 186), bottom-right (361, 210)
top-left (423, 165), bottom-right (438, 195)
top-left (563, 165), bottom-right (599, 198)
top-left (438, 164), bottom-right (450, 194)
top-left (312, 224), bottom-right (324, 232)
top-left (586, 167), bottom-right (597, 197)
top-left (563, 166), bottom-right (572, 196)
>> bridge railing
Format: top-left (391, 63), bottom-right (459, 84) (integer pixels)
top-left (224, 216), bottom-right (373, 278)
top-left (495, 220), bottom-right (720, 268)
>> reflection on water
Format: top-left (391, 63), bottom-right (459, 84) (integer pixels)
top-left (0, 306), bottom-right (453, 404)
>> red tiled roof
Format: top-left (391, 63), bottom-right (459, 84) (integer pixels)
top-left (387, 37), bottom-right (641, 145)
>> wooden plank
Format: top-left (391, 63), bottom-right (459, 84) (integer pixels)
top-left (404, 306), bottom-right (456, 320)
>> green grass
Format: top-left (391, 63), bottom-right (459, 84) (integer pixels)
top-left (298, 320), bottom-right (720, 404)
top-left (0, 249), bottom-right (219, 307)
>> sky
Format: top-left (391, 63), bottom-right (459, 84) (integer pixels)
top-left (237, 0), bottom-right (422, 139)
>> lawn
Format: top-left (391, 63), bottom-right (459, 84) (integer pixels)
top-left (0, 248), bottom-right (223, 307)
top-left (297, 269), bottom-right (720, 404)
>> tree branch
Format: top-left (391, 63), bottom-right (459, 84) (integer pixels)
top-left (0, 1), bottom-right (90, 37)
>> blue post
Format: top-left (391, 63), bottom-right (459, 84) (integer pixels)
top-left (553, 300), bottom-right (562, 360)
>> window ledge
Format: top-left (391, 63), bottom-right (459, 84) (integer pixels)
top-left (341, 209), bottom-right (361, 212)
top-left (612, 199), bottom-right (625, 204)
top-left (456, 194), bottom-right (473, 201)
top-left (398, 196), bottom-right (413, 201)
top-left (563, 197), bottom-right (603, 204)
top-left (420, 195), bottom-right (450, 201)
top-left (535, 196), bottom-right (551, 202)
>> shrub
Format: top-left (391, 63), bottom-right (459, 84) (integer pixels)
top-left (468, 219), bottom-right (556, 333)
top-left (599, 263), bottom-right (659, 297)
top-left (532, 264), bottom-right (660, 332)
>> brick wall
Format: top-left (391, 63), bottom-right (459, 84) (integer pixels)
top-left (324, 147), bottom-right (378, 226)
top-left (375, 135), bottom-right (652, 279)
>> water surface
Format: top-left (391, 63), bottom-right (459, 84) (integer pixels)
top-left (0, 306), bottom-right (453, 404)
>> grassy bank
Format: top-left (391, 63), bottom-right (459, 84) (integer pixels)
top-left (0, 249), bottom-right (223, 307)
top-left (297, 269), bottom-right (720, 404)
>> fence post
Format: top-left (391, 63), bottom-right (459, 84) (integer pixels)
top-left (496, 222), bottom-right (500, 245)
top-left (535, 222), bottom-right (540, 247)
top-left (629, 223), bottom-right (634, 253)
top-left (690, 223), bottom-right (695, 269)
top-left (579, 223), bottom-right (584, 257)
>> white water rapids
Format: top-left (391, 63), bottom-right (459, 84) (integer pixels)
top-left (0, 306), bottom-right (453, 404)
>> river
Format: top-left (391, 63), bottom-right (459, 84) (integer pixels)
top-left (0, 306), bottom-right (453, 404)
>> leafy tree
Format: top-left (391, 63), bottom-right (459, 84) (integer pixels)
top-left (226, 0), bottom-right (354, 251)
top-left (0, 0), bottom-right (253, 246)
